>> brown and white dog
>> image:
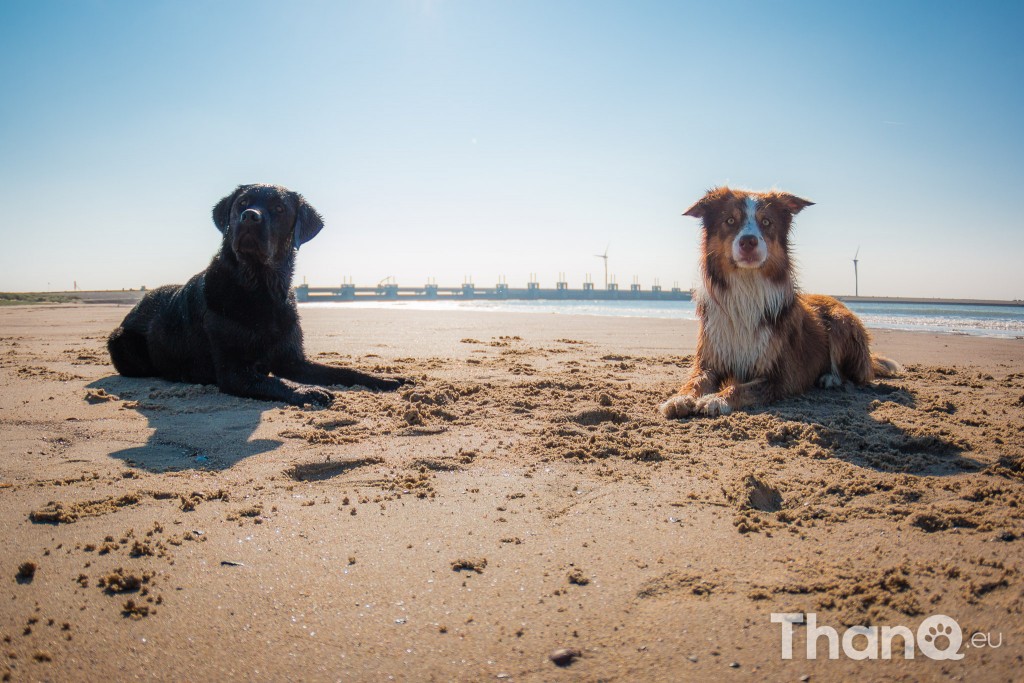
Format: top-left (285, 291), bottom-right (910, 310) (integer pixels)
top-left (660, 186), bottom-right (900, 418)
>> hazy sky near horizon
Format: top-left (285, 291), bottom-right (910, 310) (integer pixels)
top-left (1, 1), bottom-right (1022, 299)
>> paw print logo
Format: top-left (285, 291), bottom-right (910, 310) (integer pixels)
top-left (918, 615), bottom-right (964, 660)
top-left (924, 623), bottom-right (953, 647)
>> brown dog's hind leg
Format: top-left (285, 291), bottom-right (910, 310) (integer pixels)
top-left (822, 307), bottom-right (875, 385)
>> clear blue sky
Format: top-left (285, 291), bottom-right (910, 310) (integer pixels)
top-left (1, 1), bottom-right (1022, 299)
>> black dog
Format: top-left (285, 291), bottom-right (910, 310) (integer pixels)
top-left (108, 184), bottom-right (404, 406)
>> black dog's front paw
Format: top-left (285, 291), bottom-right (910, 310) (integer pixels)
top-left (373, 377), bottom-right (409, 392)
top-left (293, 386), bottom-right (335, 407)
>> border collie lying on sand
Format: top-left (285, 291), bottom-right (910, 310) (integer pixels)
top-left (660, 186), bottom-right (900, 418)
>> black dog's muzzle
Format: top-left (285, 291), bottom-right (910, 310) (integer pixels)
top-left (240, 208), bottom-right (263, 226)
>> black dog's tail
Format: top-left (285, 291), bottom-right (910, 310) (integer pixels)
top-left (108, 327), bottom-right (156, 377)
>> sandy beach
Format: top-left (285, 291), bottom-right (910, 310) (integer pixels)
top-left (1, 303), bottom-right (1022, 682)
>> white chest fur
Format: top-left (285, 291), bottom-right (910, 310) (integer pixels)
top-left (698, 274), bottom-right (791, 381)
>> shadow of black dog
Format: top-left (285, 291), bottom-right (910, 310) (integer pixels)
top-left (89, 375), bottom-right (287, 472)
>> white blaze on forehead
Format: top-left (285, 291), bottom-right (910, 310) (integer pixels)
top-left (739, 196), bottom-right (763, 240)
top-left (732, 196), bottom-right (768, 267)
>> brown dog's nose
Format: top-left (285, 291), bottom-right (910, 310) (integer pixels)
top-left (240, 208), bottom-right (263, 225)
top-left (738, 235), bottom-right (759, 252)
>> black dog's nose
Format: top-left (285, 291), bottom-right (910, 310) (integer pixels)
top-left (240, 208), bottom-right (263, 225)
top-left (738, 235), bottom-right (759, 252)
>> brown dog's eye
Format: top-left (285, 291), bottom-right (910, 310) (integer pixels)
top-left (726, 217), bottom-right (735, 226)
top-left (762, 218), bottom-right (771, 227)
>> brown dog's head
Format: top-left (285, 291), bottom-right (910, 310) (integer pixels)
top-left (684, 187), bottom-right (813, 284)
top-left (212, 184), bottom-right (324, 267)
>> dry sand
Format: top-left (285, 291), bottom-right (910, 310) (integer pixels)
top-left (1, 303), bottom-right (1022, 682)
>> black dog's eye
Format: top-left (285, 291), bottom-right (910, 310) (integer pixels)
top-left (239, 198), bottom-right (249, 208)
top-left (274, 205), bottom-right (284, 214)
top-left (726, 217), bottom-right (735, 226)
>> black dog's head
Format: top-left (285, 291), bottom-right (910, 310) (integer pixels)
top-left (212, 184), bottom-right (325, 267)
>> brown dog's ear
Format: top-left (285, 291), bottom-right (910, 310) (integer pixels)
top-left (291, 193), bottom-right (325, 249)
top-left (212, 185), bottom-right (252, 234)
top-left (683, 187), bottom-right (729, 220)
top-left (770, 193), bottom-right (814, 215)
top-left (683, 199), bottom-right (706, 219)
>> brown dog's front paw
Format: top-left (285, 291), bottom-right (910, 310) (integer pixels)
top-left (695, 394), bottom-right (732, 417)
top-left (293, 386), bottom-right (335, 407)
top-left (660, 395), bottom-right (697, 419)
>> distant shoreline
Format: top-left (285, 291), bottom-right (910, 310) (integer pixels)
top-left (4, 289), bottom-right (1021, 308)
top-left (834, 295), bottom-right (1024, 307)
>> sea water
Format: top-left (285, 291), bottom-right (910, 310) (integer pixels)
top-left (302, 299), bottom-right (1024, 339)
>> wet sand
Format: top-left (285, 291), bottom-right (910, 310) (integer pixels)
top-left (1, 304), bottom-right (1022, 681)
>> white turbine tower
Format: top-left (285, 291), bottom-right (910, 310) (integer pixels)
top-left (595, 245), bottom-right (610, 289)
top-left (852, 247), bottom-right (860, 297)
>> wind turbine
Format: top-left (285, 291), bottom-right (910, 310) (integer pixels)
top-left (595, 244), bottom-right (609, 289)
top-left (852, 247), bottom-right (860, 297)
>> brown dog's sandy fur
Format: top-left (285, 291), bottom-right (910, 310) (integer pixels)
top-left (661, 187), bottom-right (899, 418)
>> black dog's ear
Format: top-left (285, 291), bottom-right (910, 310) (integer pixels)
top-left (212, 185), bottom-right (252, 234)
top-left (292, 193), bottom-right (325, 249)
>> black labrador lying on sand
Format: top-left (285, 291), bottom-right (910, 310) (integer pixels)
top-left (108, 184), bottom-right (405, 406)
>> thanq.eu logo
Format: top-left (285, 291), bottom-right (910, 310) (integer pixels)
top-left (771, 613), bottom-right (1003, 661)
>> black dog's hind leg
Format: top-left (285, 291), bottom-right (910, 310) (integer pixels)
top-left (107, 327), bottom-right (156, 377)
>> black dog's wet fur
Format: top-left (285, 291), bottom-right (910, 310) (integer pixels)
top-left (108, 184), bottom-right (404, 406)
